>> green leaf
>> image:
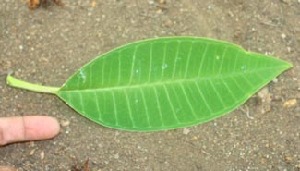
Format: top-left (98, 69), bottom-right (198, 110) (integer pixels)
top-left (7, 37), bottom-right (292, 131)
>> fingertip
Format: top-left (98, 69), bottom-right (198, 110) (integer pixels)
top-left (24, 116), bottom-right (61, 140)
top-left (44, 116), bottom-right (61, 138)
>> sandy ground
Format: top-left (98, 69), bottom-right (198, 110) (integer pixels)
top-left (0, 0), bottom-right (299, 170)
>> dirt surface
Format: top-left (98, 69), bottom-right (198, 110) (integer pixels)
top-left (0, 0), bottom-right (299, 170)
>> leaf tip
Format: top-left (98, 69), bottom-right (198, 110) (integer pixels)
top-left (282, 60), bottom-right (293, 71)
top-left (287, 62), bottom-right (293, 68)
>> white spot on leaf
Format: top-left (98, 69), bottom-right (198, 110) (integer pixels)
top-left (162, 63), bottom-right (168, 70)
top-left (79, 69), bottom-right (87, 82)
top-left (241, 65), bottom-right (247, 73)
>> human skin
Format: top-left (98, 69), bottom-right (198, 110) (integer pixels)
top-left (0, 116), bottom-right (60, 146)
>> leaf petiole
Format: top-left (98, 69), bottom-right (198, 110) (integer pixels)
top-left (6, 75), bottom-right (60, 94)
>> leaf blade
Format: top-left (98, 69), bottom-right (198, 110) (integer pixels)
top-left (57, 37), bottom-right (292, 131)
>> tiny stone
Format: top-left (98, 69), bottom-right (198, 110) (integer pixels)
top-left (228, 11), bottom-right (234, 17)
top-left (156, 8), bottom-right (163, 14)
top-left (157, 0), bottom-right (166, 4)
top-left (163, 19), bottom-right (173, 28)
top-left (265, 143), bottom-right (270, 148)
top-left (114, 153), bottom-right (119, 159)
top-left (148, 0), bottom-right (154, 5)
top-left (284, 155), bottom-right (293, 164)
top-left (91, 1), bottom-right (97, 7)
top-left (273, 95), bottom-right (282, 101)
top-left (191, 136), bottom-right (198, 140)
top-left (283, 99), bottom-right (297, 108)
top-left (61, 120), bottom-right (70, 127)
top-left (29, 141), bottom-right (35, 147)
top-left (29, 149), bottom-right (36, 155)
top-left (272, 78), bottom-right (278, 83)
top-left (257, 87), bottom-right (271, 114)
top-left (183, 128), bottom-right (190, 135)
top-left (40, 151), bottom-right (45, 160)
top-left (281, 0), bottom-right (292, 4)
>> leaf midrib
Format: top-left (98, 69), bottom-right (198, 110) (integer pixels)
top-left (59, 66), bottom-right (287, 93)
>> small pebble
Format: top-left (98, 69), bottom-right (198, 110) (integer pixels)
top-left (156, 8), bottom-right (163, 14)
top-left (228, 11), bottom-right (234, 17)
top-left (163, 19), bottom-right (173, 27)
top-left (283, 99), bottom-right (297, 108)
top-left (183, 128), bottom-right (191, 135)
top-left (257, 87), bottom-right (271, 114)
top-left (113, 153), bottom-right (119, 159)
top-left (41, 151), bottom-right (45, 160)
top-left (148, 0), bottom-right (154, 5)
top-left (61, 120), bottom-right (70, 127)
top-left (157, 0), bottom-right (166, 4)
top-left (29, 149), bottom-right (36, 155)
top-left (272, 78), bottom-right (278, 83)
top-left (29, 141), bottom-right (35, 147)
top-left (284, 155), bottom-right (293, 164)
top-left (91, 0), bottom-right (96, 7)
top-left (281, 0), bottom-right (292, 5)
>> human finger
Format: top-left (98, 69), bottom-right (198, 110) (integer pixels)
top-left (0, 116), bottom-right (60, 146)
